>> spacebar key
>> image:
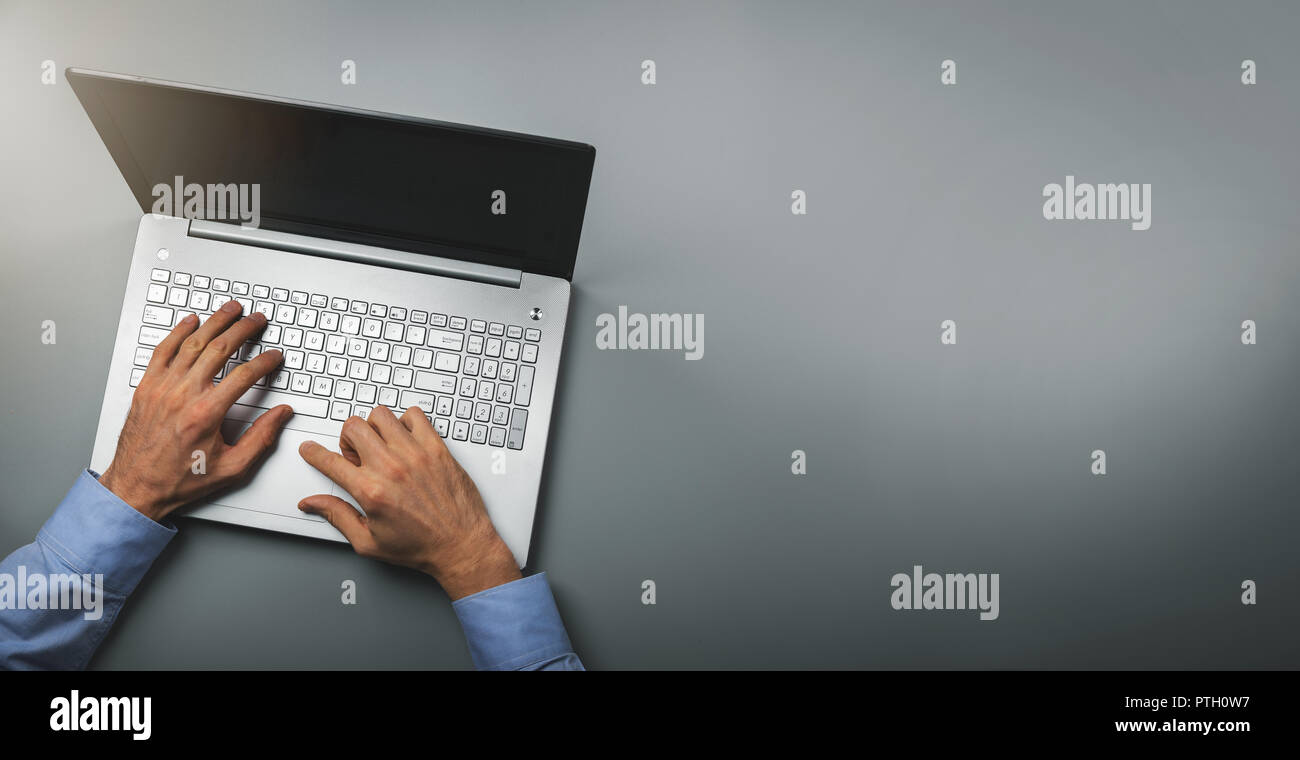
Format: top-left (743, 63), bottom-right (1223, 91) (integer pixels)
top-left (232, 388), bottom-right (330, 418)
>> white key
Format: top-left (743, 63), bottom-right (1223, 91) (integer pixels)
top-left (290, 373), bottom-right (312, 393)
top-left (327, 356), bottom-right (348, 377)
top-left (362, 318), bottom-right (382, 338)
top-left (133, 347), bottom-right (153, 366)
top-left (392, 367), bottom-right (413, 388)
top-left (168, 288), bottom-right (189, 307)
top-left (284, 349), bottom-right (305, 370)
top-left (174, 272), bottom-right (192, 286)
top-left (193, 275), bottom-right (211, 289)
top-left (413, 349), bottom-right (433, 369)
top-left (369, 342), bottom-right (390, 362)
top-left (282, 328), bottom-right (304, 348)
top-left (142, 305), bottom-right (174, 326)
top-left (270, 370), bottom-right (291, 390)
top-left (275, 304), bottom-right (297, 324)
top-left (370, 364), bottom-right (392, 384)
top-left (405, 325), bottom-right (427, 345)
top-left (452, 421), bottom-right (469, 441)
top-left (330, 401), bottom-right (350, 421)
top-left (384, 321), bottom-right (405, 341)
top-left (341, 315), bottom-right (361, 335)
top-left (305, 354), bottom-right (326, 374)
top-left (434, 418), bottom-right (449, 437)
top-left (263, 325), bottom-right (282, 344)
top-left (478, 381), bottom-right (495, 401)
top-left (210, 295), bottom-right (231, 312)
top-left (467, 335), bottom-right (484, 355)
top-left (503, 341), bottom-right (520, 360)
top-left (305, 331), bottom-right (325, 351)
top-left (326, 335), bottom-right (347, 354)
top-left (485, 338), bottom-right (502, 357)
top-left (297, 308), bottom-right (318, 328)
top-left (470, 319), bottom-right (486, 333)
top-left (357, 384), bottom-right (377, 404)
top-left (515, 365), bottom-right (534, 406)
top-left (234, 386), bottom-right (328, 418)
top-left (189, 291), bottom-right (210, 311)
top-left (377, 387), bottom-right (399, 407)
top-left (524, 328), bottom-right (541, 342)
top-left (334, 380), bottom-right (355, 400)
top-left (522, 344), bottom-right (538, 363)
top-left (427, 329), bottom-right (464, 351)
top-left (212, 278), bottom-right (230, 292)
top-left (150, 268), bottom-right (170, 282)
top-left (349, 360), bottom-right (370, 380)
top-left (459, 377), bottom-right (476, 397)
top-left (500, 363), bottom-right (516, 382)
top-left (436, 396), bottom-right (454, 416)
top-left (319, 311), bottom-right (340, 331)
top-left (313, 377), bottom-right (334, 396)
top-left (147, 283), bottom-right (167, 303)
top-left (434, 352), bottom-right (461, 373)
top-left (129, 368), bottom-right (146, 387)
top-left (347, 338), bottom-right (368, 358)
top-left (414, 371), bottom-right (457, 394)
top-left (138, 326), bottom-right (168, 346)
top-left (391, 345), bottom-right (412, 365)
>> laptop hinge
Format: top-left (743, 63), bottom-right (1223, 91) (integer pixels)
top-left (186, 220), bottom-right (523, 288)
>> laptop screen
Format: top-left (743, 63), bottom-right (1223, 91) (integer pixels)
top-left (68, 69), bottom-right (595, 280)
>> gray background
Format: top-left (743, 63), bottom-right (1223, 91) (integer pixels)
top-left (2, 0), bottom-right (1298, 669)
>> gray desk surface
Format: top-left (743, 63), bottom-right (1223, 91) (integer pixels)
top-left (2, 0), bottom-right (1298, 668)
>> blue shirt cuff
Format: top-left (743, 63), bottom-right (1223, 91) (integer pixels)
top-left (451, 572), bottom-right (581, 670)
top-left (36, 469), bottom-right (177, 597)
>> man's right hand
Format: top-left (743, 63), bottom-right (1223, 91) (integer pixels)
top-left (296, 405), bottom-right (521, 600)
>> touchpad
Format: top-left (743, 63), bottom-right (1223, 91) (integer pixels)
top-left (215, 420), bottom-right (363, 521)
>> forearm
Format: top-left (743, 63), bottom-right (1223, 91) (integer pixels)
top-left (0, 470), bottom-right (175, 670)
top-left (452, 572), bottom-right (584, 671)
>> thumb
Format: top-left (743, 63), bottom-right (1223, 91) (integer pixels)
top-left (298, 494), bottom-right (376, 555)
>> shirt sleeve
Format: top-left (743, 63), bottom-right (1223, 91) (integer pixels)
top-left (0, 469), bottom-right (176, 670)
top-left (451, 572), bottom-right (585, 670)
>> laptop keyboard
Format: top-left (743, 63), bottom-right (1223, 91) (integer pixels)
top-left (130, 267), bottom-right (541, 450)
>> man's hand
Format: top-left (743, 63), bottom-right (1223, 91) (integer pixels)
top-left (297, 405), bottom-right (521, 600)
top-left (99, 301), bottom-right (293, 522)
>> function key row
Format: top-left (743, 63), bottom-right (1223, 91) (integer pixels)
top-left (150, 268), bottom-right (543, 343)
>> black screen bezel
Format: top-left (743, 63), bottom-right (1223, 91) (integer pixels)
top-left (67, 68), bottom-right (596, 281)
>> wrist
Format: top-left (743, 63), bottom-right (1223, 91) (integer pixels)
top-left (98, 468), bottom-right (170, 523)
top-left (431, 535), bottom-right (521, 600)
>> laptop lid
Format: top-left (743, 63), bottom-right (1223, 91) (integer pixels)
top-left (68, 68), bottom-right (596, 281)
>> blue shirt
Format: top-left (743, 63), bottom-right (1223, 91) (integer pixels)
top-left (0, 469), bottom-right (583, 671)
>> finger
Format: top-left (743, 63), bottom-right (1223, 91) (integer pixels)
top-left (208, 347), bottom-right (284, 413)
top-left (399, 405), bottom-right (439, 445)
top-left (339, 415), bottom-right (386, 462)
top-left (299, 439), bottom-right (365, 493)
top-left (340, 436), bottom-right (362, 467)
top-left (219, 404), bottom-right (293, 476)
top-left (298, 494), bottom-right (376, 553)
top-left (189, 311), bottom-right (270, 383)
top-left (170, 300), bottom-right (247, 373)
top-left (146, 313), bottom-right (199, 374)
top-left (367, 404), bottom-right (413, 445)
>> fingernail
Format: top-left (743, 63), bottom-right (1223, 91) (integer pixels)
top-left (182, 313), bottom-right (198, 324)
top-left (221, 300), bottom-right (241, 313)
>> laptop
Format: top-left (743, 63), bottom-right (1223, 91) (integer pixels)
top-left (69, 68), bottom-right (595, 567)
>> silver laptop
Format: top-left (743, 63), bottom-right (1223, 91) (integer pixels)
top-left (70, 69), bottom-right (595, 567)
